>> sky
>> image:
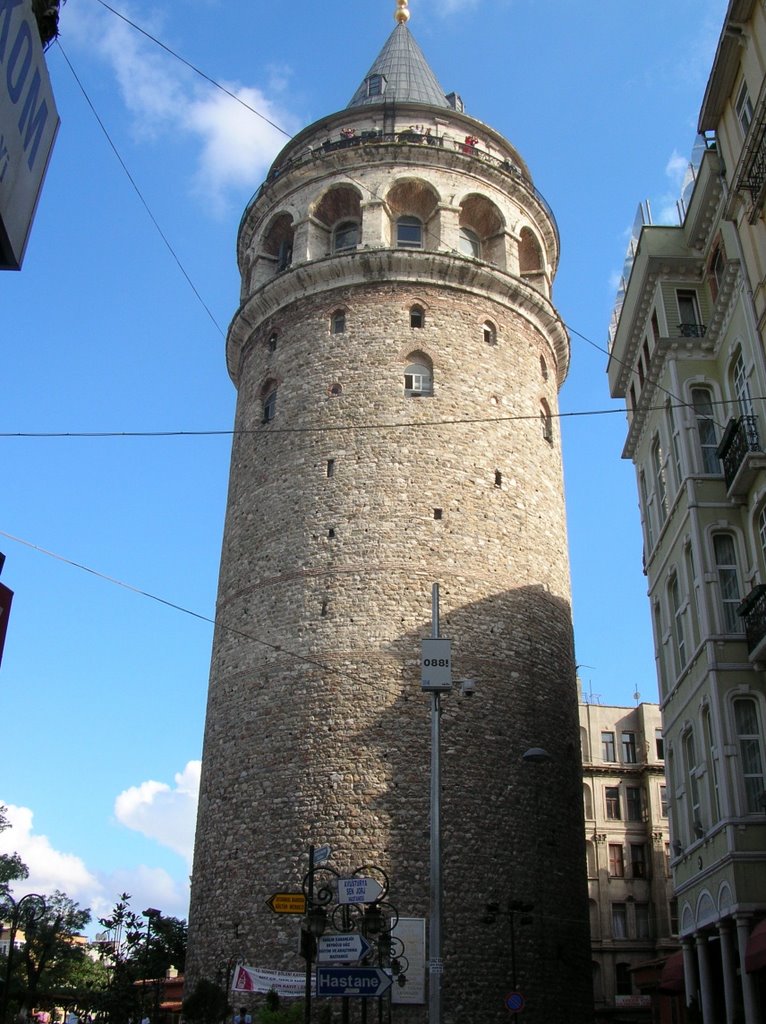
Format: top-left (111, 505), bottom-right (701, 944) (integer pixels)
top-left (1, 0), bottom-right (730, 930)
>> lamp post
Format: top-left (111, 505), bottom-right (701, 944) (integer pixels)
top-left (0, 892), bottom-right (46, 1024)
top-left (142, 908), bottom-right (161, 1024)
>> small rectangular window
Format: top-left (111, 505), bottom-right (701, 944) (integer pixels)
top-left (630, 844), bottom-right (646, 879)
top-left (494, 470), bottom-right (502, 488)
top-left (626, 786), bottom-right (642, 822)
top-left (605, 786), bottom-right (621, 820)
top-left (611, 903), bottom-right (627, 939)
top-left (327, 459), bottom-right (335, 478)
top-left (622, 731), bottom-right (637, 763)
top-left (660, 785), bottom-right (668, 818)
top-left (608, 844), bottom-right (624, 877)
top-left (601, 731), bottom-right (616, 762)
top-left (655, 728), bottom-right (665, 760)
top-left (736, 79), bottom-right (754, 136)
top-left (434, 508), bottom-right (443, 520)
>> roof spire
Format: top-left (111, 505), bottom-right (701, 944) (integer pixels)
top-left (394, 0), bottom-right (410, 24)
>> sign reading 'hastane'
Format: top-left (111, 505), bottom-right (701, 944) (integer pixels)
top-left (0, 0), bottom-right (59, 269)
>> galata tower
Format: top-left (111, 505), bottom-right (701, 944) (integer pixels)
top-left (187, 5), bottom-right (591, 1023)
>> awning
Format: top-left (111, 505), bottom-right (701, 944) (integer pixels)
top-left (659, 951), bottom-right (685, 994)
top-left (745, 919), bottom-right (766, 972)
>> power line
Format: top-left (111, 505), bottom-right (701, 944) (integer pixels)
top-left (0, 394), bottom-right (755, 439)
top-left (56, 41), bottom-right (226, 340)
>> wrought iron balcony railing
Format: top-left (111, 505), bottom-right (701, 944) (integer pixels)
top-left (678, 322), bottom-right (707, 338)
top-left (737, 584), bottom-right (766, 655)
top-left (716, 415), bottom-right (762, 490)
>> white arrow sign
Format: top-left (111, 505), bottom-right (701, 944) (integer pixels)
top-left (316, 933), bottom-right (373, 964)
top-left (337, 877), bottom-right (384, 905)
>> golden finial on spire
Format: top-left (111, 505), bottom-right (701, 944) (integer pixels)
top-left (395, 0), bottom-right (410, 24)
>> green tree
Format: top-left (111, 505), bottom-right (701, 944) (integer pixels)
top-left (0, 806), bottom-right (28, 896)
top-left (182, 977), bottom-right (230, 1024)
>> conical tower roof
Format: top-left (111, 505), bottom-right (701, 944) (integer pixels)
top-left (346, 22), bottom-right (450, 108)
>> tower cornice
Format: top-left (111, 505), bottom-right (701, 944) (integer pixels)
top-left (227, 248), bottom-right (569, 387)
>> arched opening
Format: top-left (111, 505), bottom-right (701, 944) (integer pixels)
top-left (404, 351), bottom-right (433, 397)
top-left (386, 179), bottom-right (439, 249)
top-left (459, 194), bottom-right (505, 265)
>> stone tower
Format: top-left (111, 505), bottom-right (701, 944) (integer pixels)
top-left (188, 6), bottom-right (591, 1022)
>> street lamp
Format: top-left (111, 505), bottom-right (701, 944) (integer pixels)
top-left (142, 908), bottom-right (161, 1024)
top-left (0, 892), bottom-right (46, 1024)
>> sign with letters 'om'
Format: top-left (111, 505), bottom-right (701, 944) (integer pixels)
top-left (0, 0), bottom-right (60, 269)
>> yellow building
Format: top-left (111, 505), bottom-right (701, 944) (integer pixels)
top-left (608, 4), bottom-right (766, 1022)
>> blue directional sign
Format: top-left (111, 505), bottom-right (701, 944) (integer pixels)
top-left (316, 967), bottom-right (392, 998)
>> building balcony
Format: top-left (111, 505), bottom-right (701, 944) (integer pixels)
top-left (738, 584), bottom-right (766, 659)
top-left (716, 415), bottom-right (766, 495)
top-left (678, 322), bottom-right (706, 338)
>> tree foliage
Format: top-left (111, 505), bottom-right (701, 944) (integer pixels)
top-left (0, 806), bottom-right (28, 896)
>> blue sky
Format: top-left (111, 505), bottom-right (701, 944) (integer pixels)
top-left (1, 0), bottom-right (729, 926)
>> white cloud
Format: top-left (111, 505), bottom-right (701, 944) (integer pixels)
top-left (61, 0), bottom-right (297, 208)
top-left (665, 149), bottom-right (689, 188)
top-left (0, 802), bottom-right (104, 908)
top-left (114, 760), bottom-right (200, 865)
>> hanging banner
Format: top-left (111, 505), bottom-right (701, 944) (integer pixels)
top-left (231, 964), bottom-right (313, 998)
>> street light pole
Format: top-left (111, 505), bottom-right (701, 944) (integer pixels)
top-left (429, 582), bottom-right (442, 1024)
top-left (0, 892), bottom-right (46, 1024)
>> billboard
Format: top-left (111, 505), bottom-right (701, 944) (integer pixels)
top-left (0, 0), bottom-right (60, 269)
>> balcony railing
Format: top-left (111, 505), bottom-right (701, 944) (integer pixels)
top-left (737, 584), bottom-right (766, 655)
top-left (678, 322), bottom-right (706, 338)
top-left (716, 415), bottom-right (762, 490)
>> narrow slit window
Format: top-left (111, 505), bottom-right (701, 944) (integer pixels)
top-left (410, 305), bottom-right (424, 328)
top-left (327, 459), bottom-right (335, 478)
top-left (268, 333), bottom-right (278, 352)
top-left (332, 310), bottom-right (346, 334)
top-left (434, 508), bottom-right (443, 520)
top-left (495, 470), bottom-right (502, 488)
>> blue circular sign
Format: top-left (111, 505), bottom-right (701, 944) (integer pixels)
top-left (505, 992), bottom-right (525, 1013)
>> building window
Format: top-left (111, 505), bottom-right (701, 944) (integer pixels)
top-left (329, 382), bottom-right (343, 397)
top-left (703, 707), bottom-right (721, 823)
top-left (630, 844), bottom-right (647, 879)
top-left (404, 359), bottom-right (433, 397)
top-left (583, 783), bottom-right (594, 819)
top-left (494, 470), bottom-right (502, 488)
top-left (669, 898), bottom-right (679, 935)
top-left (732, 348), bottom-right (754, 416)
top-left (397, 216), bottom-right (423, 249)
top-left (608, 844), bottom-right (624, 877)
top-left (622, 731), bottom-right (637, 764)
top-left (635, 903), bottom-right (651, 939)
top-left (602, 731), bottom-right (616, 762)
top-left (733, 697), bottom-right (765, 813)
top-left (332, 310), bottom-right (346, 334)
top-left (611, 905), bottom-right (627, 940)
top-left (326, 459), bottom-right (335, 478)
top-left (605, 786), bottom-right (621, 820)
top-left (758, 505), bottom-right (766, 575)
top-left (333, 221), bottom-right (359, 252)
top-left (660, 785), bottom-right (668, 818)
top-left (667, 402), bottom-right (683, 488)
top-left (262, 388), bottom-right (277, 423)
top-left (713, 532), bottom-right (742, 633)
top-left (684, 729), bottom-right (703, 836)
top-left (709, 245), bottom-right (726, 302)
top-left (735, 79), bottom-right (754, 136)
top-left (540, 355), bottom-right (548, 381)
top-left (483, 321), bottom-right (497, 346)
top-left (268, 332), bottom-right (278, 352)
top-left (691, 388), bottom-right (719, 474)
top-left (656, 729), bottom-right (665, 761)
top-left (540, 400), bottom-right (553, 443)
top-left (459, 226), bottom-right (481, 258)
top-left (640, 471), bottom-right (654, 550)
top-left (626, 786), bottom-right (642, 822)
top-left (669, 574), bottom-right (687, 673)
top-left (651, 437), bottom-right (668, 526)
top-left (676, 289), bottom-right (702, 336)
top-left (277, 239), bottom-right (293, 272)
top-left (366, 74), bottom-right (385, 98)
top-left (410, 305), bottom-right (424, 328)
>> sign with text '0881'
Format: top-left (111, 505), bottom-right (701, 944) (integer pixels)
top-left (420, 638), bottom-right (452, 692)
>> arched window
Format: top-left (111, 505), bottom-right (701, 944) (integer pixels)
top-left (583, 783), bottom-right (593, 819)
top-left (483, 321), bottom-right (497, 346)
top-left (397, 216), bottom-right (423, 249)
top-left (519, 227), bottom-right (543, 273)
top-left (731, 347), bottom-right (755, 416)
top-left (333, 221), bottom-right (359, 252)
top-left (733, 697), bottom-right (765, 813)
top-left (691, 387), bottom-right (719, 473)
top-left (262, 387), bottom-right (277, 423)
top-left (713, 532), bottom-right (742, 633)
top-left (404, 356), bottom-right (433, 397)
top-left (331, 310), bottom-right (346, 334)
top-left (540, 400), bottom-right (553, 443)
top-left (410, 305), bottom-right (424, 329)
top-left (329, 383), bottom-right (343, 397)
top-left (540, 355), bottom-right (549, 381)
top-left (459, 226), bottom-right (481, 258)
top-left (268, 332), bottom-right (278, 352)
